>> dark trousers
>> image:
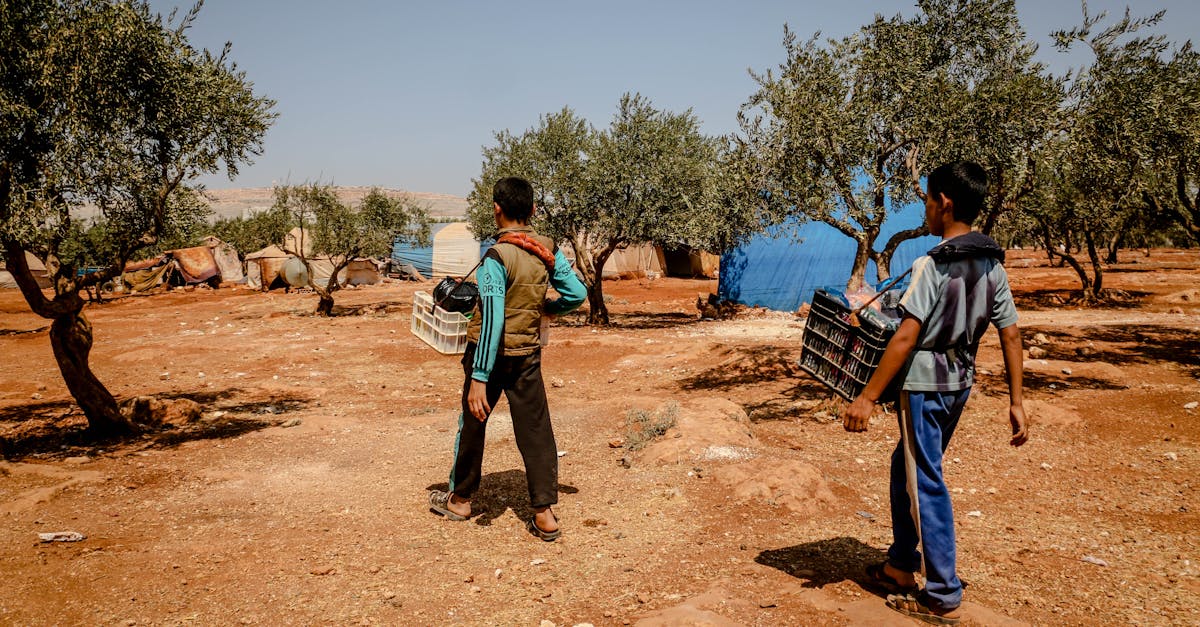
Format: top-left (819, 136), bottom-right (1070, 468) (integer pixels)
top-left (448, 344), bottom-right (558, 508)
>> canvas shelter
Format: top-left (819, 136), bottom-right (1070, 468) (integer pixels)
top-left (718, 204), bottom-right (939, 312)
top-left (245, 245), bottom-right (290, 290)
top-left (662, 246), bottom-right (720, 278)
top-left (200, 235), bottom-right (244, 283)
top-left (0, 252), bottom-right (52, 289)
top-left (601, 244), bottom-right (666, 279)
top-left (391, 222), bottom-right (486, 279)
top-left (345, 258), bottom-right (384, 285)
top-left (121, 246), bottom-right (222, 293)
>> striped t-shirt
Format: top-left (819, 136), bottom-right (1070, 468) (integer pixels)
top-left (897, 252), bottom-right (1018, 392)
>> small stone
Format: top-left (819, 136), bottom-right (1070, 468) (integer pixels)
top-left (637, 592), bottom-right (650, 604)
top-left (531, 558), bottom-right (547, 566)
top-left (572, 623), bottom-right (595, 627)
top-left (1081, 555), bottom-right (1109, 567)
top-left (464, 574), bottom-right (474, 583)
top-left (197, 371), bottom-right (206, 378)
top-left (540, 621), bottom-right (556, 627)
top-left (1032, 333), bottom-right (1049, 345)
top-left (309, 567), bottom-right (335, 576)
top-left (1164, 452), bottom-right (1178, 461)
top-left (986, 487), bottom-right (998, 494)
top-left (557, 450), bottom-right (567, 457)
top-left (1184, 402), bottom-right (1198, 410)
top-left (1062, 368), bottom-right (1073, 375)
top-left (160, 372), bottom-right (170, 380)
top-left (1028, 346), bottom-right (1047, 359)
top-left (1041, 463), bottom-right (1053, 470)
top-left (608, 438), bottom-right (625, 448)
top-left (551, 377), bottom-right (565, 388)
top-left (31, 392), bottom-right (42, 400)
top-left (758, 599), bottom-right (779, 608)
top-left (856, 511), bottom-right (874, 519)
top-left (368, 565), bottom-right (381, 574)
top-left (64, 456), bottom-right (91, 465)
top-left (967, 511), bottom-right (982, 518)
top-left (382, 591), bottom-right (396, 600)
top-left (495, 568), bottom-right (503, 580)
top-left (280, 418), bottom-right (302, 428)
top-left (470, 585), bottom-right (481, 593)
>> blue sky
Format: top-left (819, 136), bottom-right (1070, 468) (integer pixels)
top-left (150, 0), bottom-right (1200, 197)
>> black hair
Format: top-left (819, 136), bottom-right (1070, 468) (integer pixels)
top-left (927, 161), bottom-right (988, 225)
top-left (493, 177), bottom-right (535, 223)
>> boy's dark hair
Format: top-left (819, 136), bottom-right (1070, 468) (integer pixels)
top-left (493, 177), bottom-right (535, 223)
top-left (927, 161), bottom-right (988, 225)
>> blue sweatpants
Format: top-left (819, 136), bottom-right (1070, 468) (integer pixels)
top-left (888, 389), bottom-right (971, 611)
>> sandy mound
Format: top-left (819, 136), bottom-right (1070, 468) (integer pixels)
top-left (712, 459), bottom-right (838, 516)
top-left (1025, 399), bottom-right (1081, 427)
top-left (634, 587), bottom-right (752, 626)
top-left (638, 398), bottom-right (756, 466)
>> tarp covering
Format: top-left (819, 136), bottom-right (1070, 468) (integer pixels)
top-left (602, 244), bottom-right (666, 279)
top-left (122, 262), bottom-right (172, 292)
top-left (345, 258), bottom-right (382, 285)
top-left (718, 208), bottom-right (939, 312)
top-left (392, 222), bottom-right (486, 278)
top-left (202, 236), bottom-right (244, 283)
top-left (245, 245), bottom-right (290, 290)
top-left (170, 246), bottom-right (220, 283)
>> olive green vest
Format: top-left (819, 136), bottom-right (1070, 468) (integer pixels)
top-left (466, 227), bottom-right (556, 356)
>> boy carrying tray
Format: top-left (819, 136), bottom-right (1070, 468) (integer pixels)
top-left (428, 177), bottom-right (586, 541)
top-left (842, 161), bottom-right (1029, 625)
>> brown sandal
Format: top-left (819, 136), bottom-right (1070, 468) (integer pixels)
top-left (865, 561), bottom-right (918, 593)
top-left (886, 592), bottom-right (961, 625)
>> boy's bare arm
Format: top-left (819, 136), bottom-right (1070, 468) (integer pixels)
top-left (998, 324), bottom-right (1029, 446)
top-left (843, 316), bottom-right (922, 432)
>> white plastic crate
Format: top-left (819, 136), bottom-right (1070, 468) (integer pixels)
top-left (411, 290), bottom-right (469, 354)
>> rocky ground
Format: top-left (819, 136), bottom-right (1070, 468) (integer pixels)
top-left (0, 249), bottom-right (1197, 626)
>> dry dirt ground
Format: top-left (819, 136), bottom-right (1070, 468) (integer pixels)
top-left (1, 249), bottom-right (1197, 626)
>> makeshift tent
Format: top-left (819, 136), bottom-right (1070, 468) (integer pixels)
top-left (662, 246), bottom-right (720, 278)
top-left (345, 258), bottom-right (383, 285)
top-left (718, 206), bottom-right (939, 312)
top-left (121, 246), bottom-right (222, 292)
top-left (200, 235), bottom-right (244, 283)
top-left (284, 227), bottom-right (313, 256)
top-left (392, 222), bottom-right (486, 278)
top-left (602, 244), bottom-right (666, 279)
top-left (245, 245), bottom-right (290, 290)
top-left (0, 252), bottom-right (52, 289)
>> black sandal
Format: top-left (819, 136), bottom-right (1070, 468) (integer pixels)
top-left (428, 490), bottom-right (468, 521)
top-left (527, 515), bottom-right (561, 542)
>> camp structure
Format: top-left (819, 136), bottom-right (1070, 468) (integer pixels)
top-left (0, 252), bottom-right (53, 289)
top-left (121, 246), bottom-right (222, 293)
top-left (344, 258), bottom-right (384, 285)
top-left (244, 245), bottom-right (291, 290)
top-left (600, 244), bottom-right (666, 279)
top-left (200, 235), bottom-right (244, 283)
top-left (718, 206), bottom-right (938, 312)
top-left (245, 244), bottom-right (376, 291)
top-left (662, 246), bottom-right (720, 279)
top-left (391, 222), bottom-right (486, 279)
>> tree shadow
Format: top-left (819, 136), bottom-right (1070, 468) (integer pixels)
top-left (976, 370), bottom-right (1127, 395)
top-left (0, 325), bottom-right (49, 336)
top-left (1023, 324), bottom-right (1200, 373)
top-left (425, 469), bottom-right (579, 528)
top-left (756, 536), bottom-right (887, 591)
top-left (679, 345), bottom-right (799, 392)
top-left (1013, 289), bottom-right (1147, 311)
top-left (741, 379), bottom-right (843, 422)
top-left (0, 387), bottom-right (312, 461)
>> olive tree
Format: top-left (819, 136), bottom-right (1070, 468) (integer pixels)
top-left (736, 0), bottom-right (1055, 289)
top-left (273, 185), bottom-right (430, 316)
top-left (467, 95), bottom-right (746, 325)
top-left (0, 0), bottom-right (275, 435)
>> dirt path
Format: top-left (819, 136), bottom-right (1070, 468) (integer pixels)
top-left (1, 250), bottom-right (1198, 625)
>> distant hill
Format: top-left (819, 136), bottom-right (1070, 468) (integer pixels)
top-left (201, 187), bottom-right (468, 221)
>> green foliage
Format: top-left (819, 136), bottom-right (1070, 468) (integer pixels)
top-left (623, 403), bottom-right (679, 452)
top-left (467, 95), bottom-right (747, 324)
top-left (736, 0), bottom-right (1055, 288)
top-left (211, 205), bottom-right (292, 259)
top-left (271, 183), bottom-right (431, 314)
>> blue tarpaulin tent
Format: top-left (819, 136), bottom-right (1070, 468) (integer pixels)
top-left (718, 202), bottom-right (939, 312)
top-left (392, 222), bottom-right (488, 278)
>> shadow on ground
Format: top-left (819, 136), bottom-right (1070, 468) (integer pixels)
top-left (1014, 289), bottom-right (1148, 311)
top-left (757, 536), bottom-right (887, 591)
top-left (1023, 324), bottom-right (1200, 372)
top-left (425, 470), bottom-right (579, 529)
top-left (0, 387), bottom-right (312, 461)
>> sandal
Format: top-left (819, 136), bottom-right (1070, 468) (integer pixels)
top-left (527, 516), bottom-right (561, 542)
top-left (865, 561), bottom-right (919, 593)
top-left (428, 490), bottom-right (468, 521)
top-left (886, 592), bottom-right (961, 626)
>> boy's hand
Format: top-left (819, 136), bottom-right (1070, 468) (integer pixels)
top-left (1009, 403), bottom-right (1029, 446)
top-left (843, 396), bottom-right (874, 432)
top-left (467, 380), bottom-right (490, 422)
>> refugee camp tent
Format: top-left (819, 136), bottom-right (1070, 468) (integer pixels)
top-left (245, 245), bottom-right (290, 290)
top-left (0, 252), bottom-right (53, 289)
top-left (718, 205), bottom-right (939, 312)
top-left (391, 222), bottom-right (486, 278)
top-left (284, 227), bottom-right (313, 256)
top-left (200, 235), bottom-right (244, 283)
top-left (662, 246), bottom-right (720, 278)
top-left (345, 258), bottom-right (384, 285)
top-left (601, 244), bottom-right (666, 279)
top-left (121, 246), bottom-right (222, 292)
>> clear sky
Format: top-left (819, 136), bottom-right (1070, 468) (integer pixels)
top-left (148, 0), bottom-right (1199, 197)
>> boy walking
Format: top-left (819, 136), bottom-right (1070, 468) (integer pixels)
top-left (842, 161), bottom-right (1029, 624)
top-left (428, 177), bottom-right (586, 541)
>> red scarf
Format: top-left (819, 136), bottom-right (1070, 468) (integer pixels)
top-left (497, 232), bottom-right (556, 271)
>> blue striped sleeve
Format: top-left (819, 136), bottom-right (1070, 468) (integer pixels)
top-left (471, 256), bottom-right (506, 382)
top-left (545, 250), bottom-right (586, 315)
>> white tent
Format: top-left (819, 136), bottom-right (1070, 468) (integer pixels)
top-left (0, 252), bottom-right (52, 289)
top-left (429, 222), bottom-right (483, 277)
